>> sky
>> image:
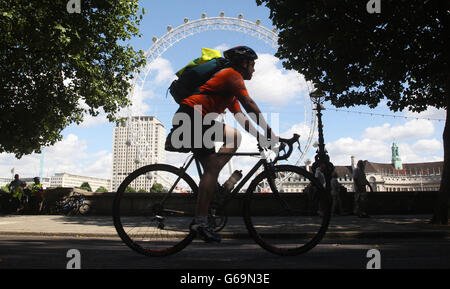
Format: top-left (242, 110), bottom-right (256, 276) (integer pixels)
top-left (0, 0), bottom-right (446, 181)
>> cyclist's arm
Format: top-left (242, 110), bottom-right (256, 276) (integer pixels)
top-left (237, 94), bottom-right (277, 141)
top-left (233, 110), bottom-right (259, 139)
top-left (361, 171), bottom-right (370, 186)
top-left (226, 70), bottom-right (276, 141)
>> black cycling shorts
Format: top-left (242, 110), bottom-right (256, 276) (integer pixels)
top-left (165, 104), bottom-right (225, 157)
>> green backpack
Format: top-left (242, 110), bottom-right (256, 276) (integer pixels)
top-left (168, 48), bottom-right (230, 104)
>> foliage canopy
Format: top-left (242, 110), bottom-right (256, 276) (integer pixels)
top-left (0, 0), bottom-right (146, 158)
top-left (256, 0), bottom-right (448, 111)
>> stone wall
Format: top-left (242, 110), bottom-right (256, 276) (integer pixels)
top-left (41, 188), bottom-right (440, 216)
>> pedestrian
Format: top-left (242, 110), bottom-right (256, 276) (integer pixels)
top-left (314, 162), bottom-right (327, 216)
top-left (315, 162), bottom-right (326, 189)
top-left (330, 171), bottom-right (345, 216)
top-left (28, 177), bottom-right (44, 214)
top-left (352, 160), bottom-right (372, 218)
top-left (8, 174), bottom-right (24, 213)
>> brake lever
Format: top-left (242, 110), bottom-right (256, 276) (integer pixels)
top-left (278, 142), bottom-right (287, 155)
top-left (296, 140), bottom-right (302, 153)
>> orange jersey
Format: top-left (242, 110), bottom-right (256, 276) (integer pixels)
top-left (180, 68), bottom-right (247, 116)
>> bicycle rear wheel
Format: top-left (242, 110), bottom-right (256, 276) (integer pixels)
top-left (113, 164), bottom-right (198, 257)
top-left (243, 165), bottom-right (331, 256)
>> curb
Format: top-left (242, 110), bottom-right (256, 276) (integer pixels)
top-left (0, 231), bottom-right (120, 238)
top-left (0, 230), bottom-right (448, 239)
top-left (323, 231), bottom-right (449, 239)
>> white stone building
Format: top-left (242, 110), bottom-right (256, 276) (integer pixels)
top-left (49, 173), bottom-right (112, 192)
top-left (112, 116), bottom-right (166, 192)
top-left (267, 143), bottom-right (443, 193)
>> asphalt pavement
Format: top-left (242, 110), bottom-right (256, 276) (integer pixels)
top-left (0, 214), bottom-right (448, 239)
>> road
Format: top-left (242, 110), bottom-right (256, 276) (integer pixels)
top-left (1, 235), bottom-right (449, 270)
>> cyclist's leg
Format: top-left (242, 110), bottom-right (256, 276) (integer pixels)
top-left (195, 124), bottom-right (241, 217)
top-left (192, 125), bottom-right (241, 241)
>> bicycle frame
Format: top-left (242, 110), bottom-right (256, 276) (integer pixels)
top-left (159, 150), bottom-right (273, 209)
top-left (159, 133), bottom-right (301, 210)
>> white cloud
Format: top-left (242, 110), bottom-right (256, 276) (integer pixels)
top-left (150, 57), bottom-right (176, 85)
top-left (117, 57), bottom-right (176, 118)
top-left (325, 135), bottom-right (443, 166)
top-left (362, 119), bottom-right (435, 141)
top-left (124, 88), bottom-right (153, 117)
top-left (0, 134), bottom-right (112, 180)
top-left (79, 113), bottom-right (108, 128)
top-left (281, 121), bottom-right (317, 143)
top-left (412, 138), bottom-right (442, 152)
top-left (405, 106), bottom-right (446, 120)
top-left (81, 151), bottom-right (112, 179)
top-left (213, 44), bottom-right (231, 52)
top-left (74, 99), bottom-right (108, 128)
top-left (394, 142), bottom-right (443, 163)
top-left (246, 54), bottom-right (310, 106)
top-left (326, 137), bottom-right (390, 165)
top-left (0, 153), bottom-right (41, 179)
top-left (74, 57), bottom-right (176, 127)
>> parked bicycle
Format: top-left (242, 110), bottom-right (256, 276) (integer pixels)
top-left (113, 134), bottom-right (331, 256)
top-left (56, 193), bottom-right (90, 216)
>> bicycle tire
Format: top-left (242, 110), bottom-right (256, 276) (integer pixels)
top-left (243, 165), bottom-right (331, 256)
top-left (208, 201), bottom-right (228, 232)
top-left (78, 203), bottom-right (90, 215)
top-left (113, 164), bottom-right (198, 257)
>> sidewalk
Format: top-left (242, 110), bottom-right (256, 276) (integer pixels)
top-left (0, 214), bottom-right (448, 239)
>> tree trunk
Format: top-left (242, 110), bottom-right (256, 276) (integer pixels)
top-left (431, 105), bottom-right (449, 225)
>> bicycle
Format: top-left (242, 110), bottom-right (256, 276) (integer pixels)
top-left (56, 193), bottom-right (90, 216)
top-left (113, 134), bottom-right (331, 257)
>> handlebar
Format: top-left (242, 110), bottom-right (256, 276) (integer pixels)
top-left (276, 134), bottom-right (300, 162)
top-left (258, 134), bottom-right (300, 162)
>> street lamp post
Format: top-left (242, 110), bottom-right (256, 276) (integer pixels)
top-left (310, 89), bottom-right (334, 188)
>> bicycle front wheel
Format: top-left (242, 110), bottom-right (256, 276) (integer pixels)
top-left (243, 165), bottom-right (331, 256)
top-left (113, 164), bottom-right (198, 257)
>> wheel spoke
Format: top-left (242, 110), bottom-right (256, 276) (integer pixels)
top-left (244, 165), bottom-right (331, 256)
top-left (113, 164), bottom-right (197, 256)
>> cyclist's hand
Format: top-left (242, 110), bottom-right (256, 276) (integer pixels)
top-left (257, 133), bottom-right (278, 150)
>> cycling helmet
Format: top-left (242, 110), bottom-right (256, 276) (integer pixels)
top-left (223, 46), bottom-right (258, 64)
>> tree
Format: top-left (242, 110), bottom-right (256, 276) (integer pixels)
top-left (125, 186), bottom-right (136, 193)
top-left (95, 186), bottom-right (108, 193)
top-left (257, 0), bottom-right (449, 224)
top-left (0, 0), bottom-right (146, 158)
top-left (150, 183), bottom-right (163, 193)
top-left (79, 182), bottom-right (91, 192)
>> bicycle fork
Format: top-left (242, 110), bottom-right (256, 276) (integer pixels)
top-left (263, 161), bottom-right (292, 212)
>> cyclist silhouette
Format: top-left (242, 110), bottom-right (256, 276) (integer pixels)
top-left (166, 46), bottom-right (278, 242)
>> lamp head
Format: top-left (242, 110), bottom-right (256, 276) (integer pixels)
top-left (309, 88), bottom-right (325, 104)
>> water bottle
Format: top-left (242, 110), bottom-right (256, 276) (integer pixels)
top-left (223, 170), bottom-right (243, 191)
